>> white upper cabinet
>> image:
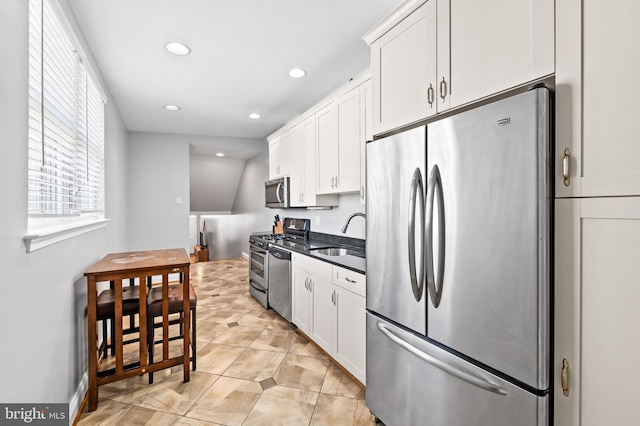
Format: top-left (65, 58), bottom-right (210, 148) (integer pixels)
top-left (370, 0), bottom-right (438, 135)
top-left (316, 85), bottom-right (362, 195)
top-left (316, 103), bottom-right (339, 194)
top-left (336, 87), bottom-right (361, 193)
top-left (447, 0), bottom-right (554, 109)
top-left (268, 132), bottom-right (293, 179)
top-left (360, 79), bottom-right (373, 204)
top-left (557, 0), bottom-right (640, 198)
top-left (268, 70), bottom-right (369, 203)
top-left (268, 135), bottom-right (282, 179)
top-left (286, 125), bottom-right (303, 207)
top-left (365, 0), bottom-right (554, 136)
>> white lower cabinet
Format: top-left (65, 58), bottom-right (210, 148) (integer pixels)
top-left (291, 253), bottom-right (366, 384)
top-left (555, 197), bottom-right (640, 426)
top-left (291, 265), bottom-right (312, 335)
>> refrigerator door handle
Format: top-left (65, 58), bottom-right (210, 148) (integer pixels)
top-left (376, 321), bottom-right (507, 395)
top-left (408, 167), bottom-right (425, 302)
top-left (426, 164), bottom-right (445, 308)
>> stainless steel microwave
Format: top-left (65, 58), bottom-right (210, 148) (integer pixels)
top-left (265, 177), bottom-right (289, 208)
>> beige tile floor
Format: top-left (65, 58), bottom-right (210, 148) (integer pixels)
top-left (78, 258), bottom-right (375, 425)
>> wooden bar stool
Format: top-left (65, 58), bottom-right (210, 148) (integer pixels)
top-left (146, 282), bottom-right (197, 383)
top-left (96, 281), bottom-right (140, 359)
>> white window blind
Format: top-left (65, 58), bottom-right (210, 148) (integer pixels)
top-left (27, 0), bottom-right (105, 229)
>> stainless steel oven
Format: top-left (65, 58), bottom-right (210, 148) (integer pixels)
top-left (248, 236), bottom-right (268, 308)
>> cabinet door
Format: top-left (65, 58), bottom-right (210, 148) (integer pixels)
top-left (336, 88), bottom-right (361, 193)
top-left (360, 80), bottom-right (372, 205)
top-left (301, 115), bottom-right (317, 206)
top-left (555, 197), bottom-right (640, 426)
top-left (278, 131), bottom-right (292, 177)
top-left (310, 274), bottom-right (334, 353)
top-left (287, 125), bottom-right (304, 207)
top-left (554, 199), bottom-right (581, 426)
top-left (316, 104), bottom-right (339, 194)
top-left (268, 137), bottom-right (281, 179)
top-left (292, 267), bottom-right (311, 335)
top-left (371, 0), bottom-right (437, 135)
top-left (580, 1), bottom-right (640, 197)
top-left (334, 286), bottom-right (366, 384)
top-left (447, 0), bottom-right (554, 109)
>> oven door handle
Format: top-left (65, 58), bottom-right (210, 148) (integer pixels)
top-left (250, 246), bottom-right (267, 255)
top-left (249, 280), bottom-right (267, 293)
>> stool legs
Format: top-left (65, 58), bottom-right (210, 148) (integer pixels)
top-left (147, 307), bottom-right (196, 384)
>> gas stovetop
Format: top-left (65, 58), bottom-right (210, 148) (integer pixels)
top-left (249, 218), bottom-right (311, 246)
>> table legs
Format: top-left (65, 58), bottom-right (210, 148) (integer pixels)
top-left (87, 277), bottom-right (98, 411)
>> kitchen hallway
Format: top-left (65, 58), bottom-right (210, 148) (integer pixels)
top-left (77, 258), bottom-right (373, 425)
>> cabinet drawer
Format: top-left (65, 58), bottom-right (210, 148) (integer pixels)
top-left (292, 252), bottom-right (333, 280)
top-left (333, 266), bottom-right (365, 297)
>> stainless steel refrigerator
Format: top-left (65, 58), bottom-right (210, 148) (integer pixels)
top-left (365, 88), bottom-right (551, 426)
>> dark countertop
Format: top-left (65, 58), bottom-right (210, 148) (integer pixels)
top-left (269, 232), bottom-right (366, 274)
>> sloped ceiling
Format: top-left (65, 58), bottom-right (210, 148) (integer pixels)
top-left (189, 154), bottom-right (245, 212)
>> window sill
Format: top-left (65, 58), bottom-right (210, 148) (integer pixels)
top-left (24, 219), bottom-right (110, 253)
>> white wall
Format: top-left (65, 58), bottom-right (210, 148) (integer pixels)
top-left (232, 149), bottom-right (275, 255)
top-left (0, 0), bottom-right (129, 417)
top-left (127, 132), bottom-right (191, 252)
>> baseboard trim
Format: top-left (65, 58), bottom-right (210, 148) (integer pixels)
top-left (241, 252), bottom-right (249, 261)
top-left (69, 372), bottom-right (88, 425)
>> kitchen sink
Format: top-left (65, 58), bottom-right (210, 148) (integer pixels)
top-left (309, 247), bottom-right (365, 258)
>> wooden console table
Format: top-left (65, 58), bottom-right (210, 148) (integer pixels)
top-left (84, 248), bottom-right (191, 411)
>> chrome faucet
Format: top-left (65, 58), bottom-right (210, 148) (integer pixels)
top-left (340, 212), bottom-right (366, 233)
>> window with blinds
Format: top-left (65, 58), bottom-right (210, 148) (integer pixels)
top-left (27, 0), bottom-right (105, 230)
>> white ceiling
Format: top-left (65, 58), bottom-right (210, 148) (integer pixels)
top-left (67, 0), bottom-right (403, 154)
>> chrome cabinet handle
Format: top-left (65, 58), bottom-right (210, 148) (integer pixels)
top-left (377, 321), bottom-right (507, 395)
top-left (427, 83), bottom-right (435, 107)
top-left (360, 185), bottom-right (364, 200)
top-left (426, 164), bottom-right (445, 308)
top-left (345, 277), bottom-right (357, 284)
top-left (304, 277), bottom-right (309, 290)
top-left (331, 290), bottom-right (336, 305)
top-left (330, 176), bottom-right (335, 188)
top-left (408, 167), bottom-right (425, 302)
top-left (562, 148), bottom-right (571, 187)
top-left (439, 77), bottom-right (447, 102)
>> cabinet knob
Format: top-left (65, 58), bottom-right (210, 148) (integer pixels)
top-left (427, 84), bottom-right (435, 107)
top-left (439, 77), bottom-right (447, 102)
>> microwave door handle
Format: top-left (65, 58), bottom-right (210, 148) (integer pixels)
top-left (276, 182), bottom-right (283, 203)
top-left (408, 168), bottom-right (425, 302)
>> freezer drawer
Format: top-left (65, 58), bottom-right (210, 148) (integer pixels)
top-left (366, 313), bottom-right (548, 426)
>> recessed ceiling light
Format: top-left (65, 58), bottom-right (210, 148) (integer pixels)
top-left (165, 42), bottom-right (191, 56)
top-left (163, 105), bottom-right (180, 111)
top-left (249, 113), bottom-right (261, 119)
top-left (288, 68), bottom-right (306, 78)
top-left (216, 152), bottom-right (225, 157)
